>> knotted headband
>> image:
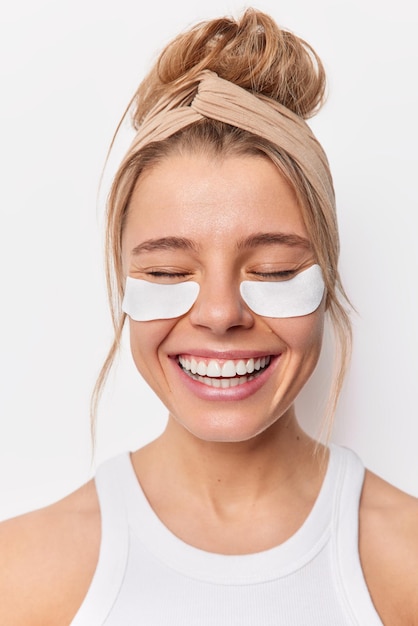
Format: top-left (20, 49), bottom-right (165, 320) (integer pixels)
top-left (126, 70), bottom-right (335, 212)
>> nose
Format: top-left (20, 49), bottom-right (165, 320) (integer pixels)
top-left (188, 276), bottom-right (254, 334)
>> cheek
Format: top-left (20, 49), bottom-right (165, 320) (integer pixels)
top-left (128, 318), bottom-right (177, 368)
top-left (269, 307), bottom-right (325, 354)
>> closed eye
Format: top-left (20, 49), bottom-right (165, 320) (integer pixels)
top-left (145, 271), bottom-right (192, 281)
top-left (250, 270), bottom-right (297, 280)
top-left (148, 271), bottom-right (189, 277)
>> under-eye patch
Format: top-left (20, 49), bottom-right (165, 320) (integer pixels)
top-left (240, 264), bottom-right (325, 318)
top-left (122, 278), bottom-right (200, 321)
top-left (122, 264), bottom-right (324, 322)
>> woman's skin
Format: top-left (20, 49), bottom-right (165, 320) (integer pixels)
top-left (0, 154), bottom-right (417, 625)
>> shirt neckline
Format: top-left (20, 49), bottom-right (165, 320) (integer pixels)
top-left (120, 444), bottom-right (343, 585)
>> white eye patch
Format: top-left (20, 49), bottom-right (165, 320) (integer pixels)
top-left (122, 277), bottom-right (200, 321)
top-left (122, 264), bottom-right (325, 322)
top-left (240, 264), bottom-right (325, 318)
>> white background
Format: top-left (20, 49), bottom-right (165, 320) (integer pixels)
top-left (1, 0), bottom-right (417, 521)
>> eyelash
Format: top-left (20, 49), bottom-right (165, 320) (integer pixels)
top-left (146, 270), bottom-right (297, 280)
top-left (251, 270), bottom-right (296, 279)
top-left (146, 271), bottom-right (191, 278)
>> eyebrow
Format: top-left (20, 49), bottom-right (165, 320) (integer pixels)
top-left (130, 231), bottom-right (311, 256)
top-left (236, 232), bottom-right (311, 250)
top-left (131, 236), bottom-right (198, 256)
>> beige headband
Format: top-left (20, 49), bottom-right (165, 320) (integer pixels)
top-left (126, 70), bottom-right (334, 210)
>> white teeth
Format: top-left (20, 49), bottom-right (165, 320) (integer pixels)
top-left (179, 355), bottom-right (271, 380)
top-left (221, 360), bottom-right (236, 378)
top-left (236, 360), bottom-right (247, 375)
top-left (194, 373), bottom-right (257, 387)
top-left (206, 360), bottom-right (222, 377)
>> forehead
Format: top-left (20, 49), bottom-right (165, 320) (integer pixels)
top-left (123, 153), bottom-right (308, 249)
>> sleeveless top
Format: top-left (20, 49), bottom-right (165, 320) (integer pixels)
top-left (71, 444), bottom-right (383, 625)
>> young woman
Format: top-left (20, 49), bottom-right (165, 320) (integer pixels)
top-left (1, 8), bottom-right (417, 625)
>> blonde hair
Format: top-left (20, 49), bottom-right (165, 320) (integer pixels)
top-left (91, 8), bottom-right (352, 441)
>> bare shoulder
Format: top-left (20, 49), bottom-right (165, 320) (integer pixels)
top-left (360, 469), bottom-right (418, 625)
top-left (0, 479), bottom-right (100, 626)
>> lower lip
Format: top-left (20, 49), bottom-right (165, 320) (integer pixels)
top-left (170, 356), bottom-right (280, 401)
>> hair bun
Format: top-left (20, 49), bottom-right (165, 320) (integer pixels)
top-left (141, 8), bottom-right (326, 120)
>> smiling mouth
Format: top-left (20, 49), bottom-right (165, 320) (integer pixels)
top-left (177, 355), bottom-right (272, 388)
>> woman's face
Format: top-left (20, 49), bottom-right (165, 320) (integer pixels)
top-left (121, 153), bottom-right (325, 443)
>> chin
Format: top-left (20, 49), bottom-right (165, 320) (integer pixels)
top-left (171, 408), bottom-right (283, 445)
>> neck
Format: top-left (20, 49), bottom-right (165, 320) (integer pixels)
top-left (130, 408), bottom-right (328, 553)
top-left (133, 407), bottom-right (324, 507)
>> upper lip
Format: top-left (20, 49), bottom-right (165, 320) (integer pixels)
top-left (172, 349), bottom-right (280, 360)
